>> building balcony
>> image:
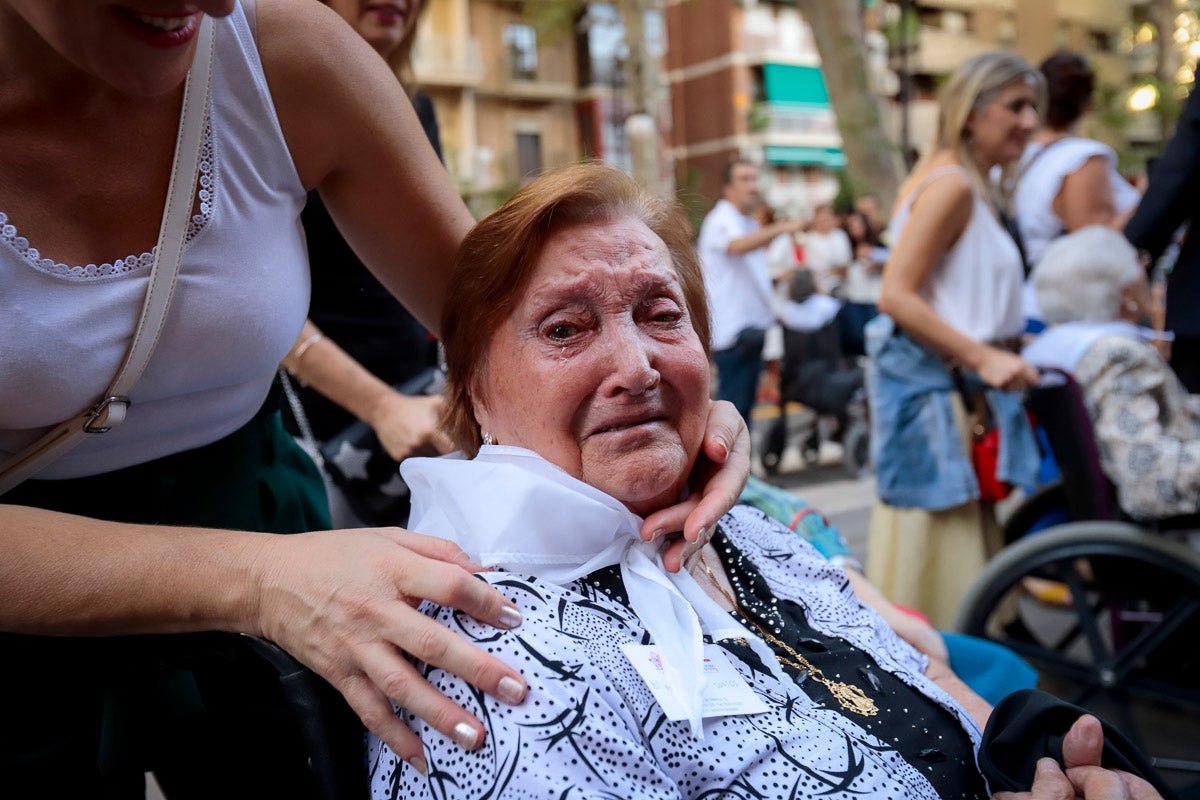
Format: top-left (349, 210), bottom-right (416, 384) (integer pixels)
top-left (907, 25), bottom-right (992, 75)
top-left (742, 14), bottom-right (821, 66)
top-left (749, 102), bottom-right (840, 141)
top-left (1056, 0), bottom-right (1127, 29)
top-left (485, 57), bottom-right (577, 102)
top-left (412, 34), bottom-right (484, 87)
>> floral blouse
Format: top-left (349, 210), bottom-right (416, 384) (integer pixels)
top-left (367, 506), bottom-right (984, 799)
top-left (1076, 334), bottom-right (1200, 519)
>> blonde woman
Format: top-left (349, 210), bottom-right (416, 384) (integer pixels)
top-left (866, 52), bottom-right (1044, 628)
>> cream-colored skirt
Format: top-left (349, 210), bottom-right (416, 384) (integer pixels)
top-left (866, 500), bottom-right (1001, 630)
top-left (866, 392), bottom-right (1002, 630)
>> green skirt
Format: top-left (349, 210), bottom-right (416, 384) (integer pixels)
top-left (1, 386), bottom-right (348, 798)
top-left (5, 383), bottom-right (331, 532)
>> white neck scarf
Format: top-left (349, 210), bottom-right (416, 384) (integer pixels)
top-left (401, 445), bottom-right (777, 737)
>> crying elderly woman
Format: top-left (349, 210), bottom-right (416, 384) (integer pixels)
top-left (366, 163), bottom-right (994, 799)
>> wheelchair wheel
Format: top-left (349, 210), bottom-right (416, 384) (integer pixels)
top-left (841, 419), bottom-right (870, 478)
top-left (956, 523), bottom-right (1200, 798)
top-left (1000, 479), bottom-right (1071, 546)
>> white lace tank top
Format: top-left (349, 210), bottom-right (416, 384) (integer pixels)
top-left (886, 165), bottom-right (1025, 343)
top-left (0, 5), bottom-right (309, 479)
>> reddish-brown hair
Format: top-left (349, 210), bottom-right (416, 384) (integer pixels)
top-left (440, 162), bottom-right (711, 455)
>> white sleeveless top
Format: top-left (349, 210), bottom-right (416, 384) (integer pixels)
top-left (1014, 137), bottom-right (1140, 268)
top-left (0, 5), bottom-right (310, 479)
top-left (887, 165), bottom-right (1025, 342)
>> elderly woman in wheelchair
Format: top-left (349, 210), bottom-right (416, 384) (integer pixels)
top-left (363, 164), bottom-right (1173, 800)
top-left (1023, 226), bottom-right (1200, 524)
top-left (953, 225), bottom-right (1200, 797)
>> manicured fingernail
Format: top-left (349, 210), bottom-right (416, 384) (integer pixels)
top-left (497, 605), bottom-right (522, 629)
top-left (408, 756), bottom-right (428, 776)
top-left (453, 722), bottom-right (481, 750)
top-left (715, 440), bottom-right (729, 460)
top-left (497, 675), bottom-right (526, 705)
top-left (1035, 757), bottom-right (1057, 775)
top-left (694, 525), bottom-right (707, 542)
top-left (646, 528), bottom-right (664, 542)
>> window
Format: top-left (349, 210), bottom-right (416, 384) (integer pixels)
top-left (516, 132), bottom-right (543, 179)
top-left (1088, 28), bottom-right (1115, 53)
top-left (579, 3), bottom-right (626, 87)
top-left (504, 23), bottom-right (538, 81)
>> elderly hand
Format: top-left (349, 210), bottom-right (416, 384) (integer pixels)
top-left (992, 758), bottom-right (1162, 800)
top-left (991, 716), bottom-right (1163, 800)
top-left (367, 391), bottom-right (454, 462)
top-left (250, 528), bottom-right (527, 770)
top-left (642, 401), bottom-right (751, 573)
top-left (977, 347), bottom-right (1040, 392)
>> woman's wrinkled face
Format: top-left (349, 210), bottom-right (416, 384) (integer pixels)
top-left (2, 1), bottom-right (237, 96)
top-left (966, 79), bottom-right (1040, 168)
top-left (325, 0), bottom-right (421, 59)
top-left (473, 217), bottom-right (711, 516)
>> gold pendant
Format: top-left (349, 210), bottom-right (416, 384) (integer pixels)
top-left (827, 681), bottom-right (879, 716)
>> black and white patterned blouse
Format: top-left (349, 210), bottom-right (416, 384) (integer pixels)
top-left (367, 505), bottom-right (985, 799)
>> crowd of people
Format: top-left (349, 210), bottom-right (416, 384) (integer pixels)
top-left (0, 1), bottom-right (1193, 797)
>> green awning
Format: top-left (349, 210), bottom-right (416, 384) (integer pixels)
top-left (764, 145), bottom-right (846, 169)
top-left (762, 63), bottom-right (830, 108)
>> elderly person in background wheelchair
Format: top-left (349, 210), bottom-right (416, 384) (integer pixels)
top-left (1023, 226), bottom-right (1200, 522)
top-left (364, 163), bottom-right (1170, 800)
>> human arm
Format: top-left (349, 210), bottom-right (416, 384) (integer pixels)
top-left (1125, 80), bottom-right (1200, 261)
top-left (283, 320), bottom-right (451, 460)
top-left (1055, 155), bottom-right (1118, 232)
top-left (922, 653), bottom-right (991, 730)
top-left (843, 567), bottom-right (950, 662)
top-left (369, 575), bottom-right (682, 794)
top-left (1077, 338), bottom-right (1200, 519)
top-left (0, 505), bottom-right (527, 763)
top-left (728, 218), bottom-right (804, 256)
top-left (878, 170), bottom-right (1038, 391)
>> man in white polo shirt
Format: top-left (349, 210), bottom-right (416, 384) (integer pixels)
top-left (698, 160), bottom-right (803, 423)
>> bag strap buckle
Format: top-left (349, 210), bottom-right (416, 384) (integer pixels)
top-left (84, 396), bottom-right (131, 434)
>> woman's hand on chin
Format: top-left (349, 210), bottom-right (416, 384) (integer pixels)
top-left (641, 400), bottom-right (750, 572)
top-left (249, 528), bottom-right (528, 767)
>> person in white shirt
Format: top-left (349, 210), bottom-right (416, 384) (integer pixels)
top-left (802, 205), bottom-right (854, 295)
top-left (697, 161), bottom-right (803, 422)
top-left (1014, 52), bottom-right (1141, 329)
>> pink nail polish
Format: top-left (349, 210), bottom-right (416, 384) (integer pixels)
top-left (453, 722), bottom-right (481, 750)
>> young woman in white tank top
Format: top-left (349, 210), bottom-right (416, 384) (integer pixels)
top-left (866, 52), bottom-right (1044, 630)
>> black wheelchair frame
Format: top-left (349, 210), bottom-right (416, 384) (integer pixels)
top-left (955, 370), bottom-right (1200, 798)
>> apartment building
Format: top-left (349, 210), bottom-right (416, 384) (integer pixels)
top-left (412, 0), bottom-right (581, 212)
top-left (409, 0), bottom-right (1144, 216)
top-left (893, 0), bottom-right (1140, 159)
top-left (666, 0), bottom-right (844, 217)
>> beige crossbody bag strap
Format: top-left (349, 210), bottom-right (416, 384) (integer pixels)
top-left (0, 15), bottom-right (216, 495)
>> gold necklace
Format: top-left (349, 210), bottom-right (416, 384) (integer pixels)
top-left (699, 554), bottom-right (878, 717)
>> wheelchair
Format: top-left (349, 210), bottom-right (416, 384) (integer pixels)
top-left (759, 316), bottom-right (870, 478)
top-left (954, 370), bottom-right (1200, 799)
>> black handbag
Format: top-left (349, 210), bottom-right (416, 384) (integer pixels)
top-left (282, 367), bottom-right (445, 528)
